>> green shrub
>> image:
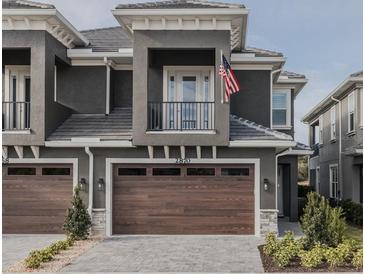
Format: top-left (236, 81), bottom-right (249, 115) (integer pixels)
top-left (25, 250), bottom-right (42, 269)
top-left (352, 248), bottom-right (363, 269)
top-left (300, 192), bottom-right (346, 247)
top-left (63, 186), bottom-right (91, 240)
top-left (38, 248), bottom-right (54, 262)
top-left (338, 199), bottom-right (363, 226)
top-left (263, 232), bottom-right (280, 256)
top-left (324, 242), bottom-right (352, 268)
top-left (299, 244), bottom-right (324, 268)
top-left (273, 231), bottom-right (303, 267)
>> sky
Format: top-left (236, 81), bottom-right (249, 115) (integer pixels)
top-left (43, 0), bottom-right (363, 144)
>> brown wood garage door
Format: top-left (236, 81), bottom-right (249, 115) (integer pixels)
top-left (113, 164), bottom-right (255, 235)
top-left (3, 164), bottom-right (73, 234)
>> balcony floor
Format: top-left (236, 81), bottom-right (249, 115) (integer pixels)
top-left (47, 107), bottom-right (132, 141)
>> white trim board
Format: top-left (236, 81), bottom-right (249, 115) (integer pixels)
top-left (45, 140), bottom-right (134, 148)
top-left (105, 158), bottom-right (261, 237)
top-left (7, 158), bottom-right (79, 189)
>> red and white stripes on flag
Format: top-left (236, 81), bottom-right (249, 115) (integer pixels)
top-left (219, 54), bottom-right (241, 102)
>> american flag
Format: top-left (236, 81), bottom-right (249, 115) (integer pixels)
top-left (219, 54), bottom-right (240, 102)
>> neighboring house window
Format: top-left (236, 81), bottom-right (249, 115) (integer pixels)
top-left (272, 90), bottom-right (291, 127)
top-left (329, 164), bottom-right (339, 199)
top-left (319, 115), bottom-right (323, 144)
top-left (348, 91), bottom-right (355, 133)
top-left (330, 106), bottom-right (336, 140)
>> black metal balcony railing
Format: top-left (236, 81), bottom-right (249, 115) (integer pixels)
top-left (2, 102), bottom-right (30, 131)
top-left (148, 102), bottom-right (215, 131)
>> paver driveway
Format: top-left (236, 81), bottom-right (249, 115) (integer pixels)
top-left (3, 234), bottom-right (65, 269)
top-left (62, 235), bottom-right (264, 273)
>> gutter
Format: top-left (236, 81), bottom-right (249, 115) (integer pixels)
top-left (85, 147), bottom-right (94, 216)
top-left (331, 96), bottom-right (342, 199)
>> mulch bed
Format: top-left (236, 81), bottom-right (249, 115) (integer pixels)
top-left (258, 245), bottom-right (363, 273)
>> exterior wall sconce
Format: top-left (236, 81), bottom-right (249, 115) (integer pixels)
top-left (264, 178), bottom-right (270, 191)
top-left (97, 178), bottom-right (105, 191)
top-left (79, 178), bottom-right (87, 191)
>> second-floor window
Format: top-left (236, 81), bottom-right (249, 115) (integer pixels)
top-left (348, 91), bottom-right (355, 133)
top-left (272, 90), bottom-right (291, 128)
top-left (319, 115), bottom-right (323, 144)
top-left (330, 105), bottom-right (336, 140)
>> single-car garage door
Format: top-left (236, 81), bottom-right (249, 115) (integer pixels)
top-left (113, 164), bottom-right (255, 235)
top-left (3, 164), bottom-right (73, 234)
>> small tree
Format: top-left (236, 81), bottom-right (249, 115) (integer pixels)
top-left (300, 192), bottom-right (346, 247)
top-left (63, 186), bottom-right (91, 240)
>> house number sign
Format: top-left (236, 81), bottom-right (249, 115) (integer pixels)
top-left (175, 158), bottom-right (191, 164)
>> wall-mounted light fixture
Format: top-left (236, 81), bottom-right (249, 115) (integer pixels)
top-left (97, 178), bottom-right (105, 191)
top-left (79, 178), bottom-right (87, 191)
top-left (264, 178), bottom-right (270, 191)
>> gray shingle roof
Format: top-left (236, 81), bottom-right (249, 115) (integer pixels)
top-left (350, 70), bottom-right (363, 77)
top-left (2, 0), bottom-right (54, 9)
top-left (80, 27), bottom-right (132, 51)
top-left (116, 0), bottom-right (245, 9)
top-left (47, 108), bottom-right (132, 141)
top-left (294, 142), bottom-right (311, 151)
top-left (230, 115), bottom-right (293, 141)
top-left (280, 71), bottom-right (306, 79)
top-left (242, 47), bottom-right (283, 57)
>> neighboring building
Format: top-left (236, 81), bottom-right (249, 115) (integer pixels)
top-left (2, 0), bottom-right (311, 236)
top-left (302, 72), bottom-right (363, 203)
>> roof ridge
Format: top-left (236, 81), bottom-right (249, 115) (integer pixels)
top-left (116, 0), bottom-right (245, 9)
top-left (230, 115), bottom-right (293, 141)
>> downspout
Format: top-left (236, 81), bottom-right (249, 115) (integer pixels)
top-left (331, 96), bottom-right (342, 199)
top-left (85, 147), bottom-right (94, 216)
top-left (104, 57), bottom-right (111, 115)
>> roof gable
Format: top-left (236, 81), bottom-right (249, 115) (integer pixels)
top-left (2, 0), bottom-right (54, 9)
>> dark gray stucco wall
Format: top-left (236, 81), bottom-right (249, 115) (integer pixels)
top-left (57, 66), bottom-right (106, 114)
top-left (111, 70), bottom-right (133, 108)
top-left (3, 31), bottom-right (49, 145)
top-left (278, 155), bottom-right (298, 221)
top-left (44, 32), bottom-right (72, 138)
top-left (132, 30), bottom-right (231, 146)
top-left (231, 70), bottom-right (271, 128)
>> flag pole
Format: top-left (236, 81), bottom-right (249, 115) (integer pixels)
top-left (220, 49), bottom-right (223, 104)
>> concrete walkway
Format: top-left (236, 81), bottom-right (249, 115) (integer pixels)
top-left (61, 235), bottom-right (264, 273)
top-left (2, 234), bottom-right (65, 269)
top-left (278, 217), bottom-right (304, 237)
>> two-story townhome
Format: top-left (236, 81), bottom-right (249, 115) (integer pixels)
top-left (2, 0), bottom-right (310, 236)
top-left (303, 71), bottom-right (363, 204)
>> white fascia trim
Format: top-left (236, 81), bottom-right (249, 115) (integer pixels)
top-left (231, 64), bottom-right (273, 70)
top-left (7, 157), bottom-right (78, 188)
top-left (3, 9), bottom-right (89, 46)
top-left (112, 8), bottom-right (248, 16)
top-left (230, 54), bottom-right (286, 63)
top-left (302, 76), bottom-right (363, 123)
top-left (67, 48), bottom-right (133, 58)
top-left (44, 140), bottom-right (134, 148)
top-left (229, 140), bottom-right (296, 148)
top-left (105, 157), bottom-right (260, 237)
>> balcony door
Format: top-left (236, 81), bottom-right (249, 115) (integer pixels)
top-left (3, 66), bottom-right (31, 130)
top-left (163, 66), bottom-right (214, 130)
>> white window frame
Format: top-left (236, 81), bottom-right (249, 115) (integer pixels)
top-left (272, 89), bottom-right (291, 129)
top-left (163, 66), bottom-right (215, 102)
top-left (330, 105), bottom-right (336, 141)
top-left (319, 115), bottom-right (323, 145)
top-left (347, 91), bottom-right (355, 133)
top-left (329, 164), bottom-right (339, 199)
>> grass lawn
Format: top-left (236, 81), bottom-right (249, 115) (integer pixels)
top-left (345, 224), bottom-right (363, 243)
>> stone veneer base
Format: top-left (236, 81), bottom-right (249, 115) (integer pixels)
top-left (92, 209), bottom-right (106, 235)
top-left (260, 209), bottom-right (278, 236)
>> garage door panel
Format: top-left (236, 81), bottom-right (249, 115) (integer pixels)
top-left (3, 164), bottom-right (73, 234)
top-left (113, 164), bottom-right (255, 235)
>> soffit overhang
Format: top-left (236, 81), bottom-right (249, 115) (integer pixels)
top-left (112, 8), bottom-right (248, 51)
top-left (3, 9), bottom-right (89, 48)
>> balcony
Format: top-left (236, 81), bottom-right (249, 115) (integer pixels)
top-left (148, 102), bottom-right (215, 131)
top-left (2, 102), bottom-right (30, 131)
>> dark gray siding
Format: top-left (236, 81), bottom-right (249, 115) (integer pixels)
top-left (111, 70), bottom-right (133, 108)
top-left (57, 66), bottom-right (106, 114)
top-left (231, 70), bottom-right (271, 128)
